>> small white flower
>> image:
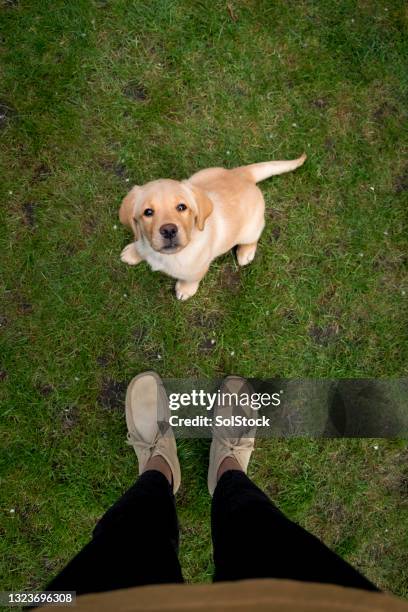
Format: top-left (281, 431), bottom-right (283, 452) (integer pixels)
top-left (370, 186), bottom-right (375, 192)
top-left (210, 339), bottom-right (216, 345)
top-left (292, 123), bottom-right (297, 127)
top-left (385, 528), bottom-right (389, 532)
top-left (351, 18), bottom-right (355, 23)
top-left (10, 508), bottom-right (15, 513)
top-left (401, 289), bottom-right (406, 296)
top-left (226, 150), bottom-right (231, 155)
top-left (113, 224), bottom-right (118, 230)
top-left (384, 230), bottom-right (388, 235)
top-left (230, 351), bottom-right (235, 356)
top-left (125, 178), bottom-right (130, 183)
top-left (359, 252), bottom-right (364, 257)
top-left (373, 444), bottom-right (379, 450)
top-left (8, 190), bottom-right (13, 195)
top-left (123, 293), bottom-right (127, 298)
top-left (157, 354), bottom-right (162, 360)
top-left (74, 376), bottom-right (79, 381)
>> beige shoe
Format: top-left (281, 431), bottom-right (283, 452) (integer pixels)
top-left (125, 371), bottom-right (181, 494)
top-left (208, 376), bottom-right (256, 496)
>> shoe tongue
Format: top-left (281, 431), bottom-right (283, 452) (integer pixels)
top-left (158, 420), bottom-right (170, 435)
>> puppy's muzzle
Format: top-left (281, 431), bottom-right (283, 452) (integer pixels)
top-left (160, 223), bottom-right (178, 240)
top-left (159, 223), bottom-right (179, 250)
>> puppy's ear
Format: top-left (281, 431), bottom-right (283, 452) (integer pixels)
top-left (191, 186), bottom-right (213, 231)
top-left (119, 186), bottom-right (141, 240)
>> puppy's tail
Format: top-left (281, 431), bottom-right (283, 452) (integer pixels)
top-left (236, 153), bottom-right (307, 183)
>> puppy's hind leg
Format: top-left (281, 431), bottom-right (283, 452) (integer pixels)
top-left (237, 188), bottom-right (265, 267)
top-left (237, 242), bottom-right (258, 266)
top-left (120, 243), bottom-right (143, 266)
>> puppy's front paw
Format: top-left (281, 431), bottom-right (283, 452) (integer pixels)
top-left (175, 280), bottom-right (199, 301)
top-left (120, 243), bottom-right (142, 266)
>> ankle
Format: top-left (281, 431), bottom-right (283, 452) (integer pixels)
top-left (217, 456), bottom-right (243, 482)
top-left (143, 455), bottom-right (173, 486)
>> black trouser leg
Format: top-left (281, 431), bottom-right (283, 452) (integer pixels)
top-left (46, 471), bottom-right (183, 595)
top-left (211, 470), bottom-right (378, 591)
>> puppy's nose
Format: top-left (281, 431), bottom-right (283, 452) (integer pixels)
top-left (159, 224), bottom-right (178, 239)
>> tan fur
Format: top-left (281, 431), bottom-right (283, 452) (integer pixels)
top-left (119, 154), bottom-right (306, 300)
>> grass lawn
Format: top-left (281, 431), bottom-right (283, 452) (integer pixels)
top-left (1, 0), bottom-right (407, 599)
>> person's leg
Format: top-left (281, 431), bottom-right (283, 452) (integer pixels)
top-left (47, 463), bottom-right (183, 594)
top-left (46, 372), bottom-right (183, 595)
top-left (211, 460), bottom-right (378, 590)
top-left (208, 376), bottom-right (378, 591)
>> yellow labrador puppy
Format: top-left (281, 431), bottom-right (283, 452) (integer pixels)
top-left (119, 154), bottom-right (306, 300)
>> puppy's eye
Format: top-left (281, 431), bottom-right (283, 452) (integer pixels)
top-left (176, 203), bottom-right (187, 212)
top-left (143, 208), bottom-right (154, 217)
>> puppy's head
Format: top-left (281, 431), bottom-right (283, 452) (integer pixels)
top-left (119, 179), bottom-right (213, 254)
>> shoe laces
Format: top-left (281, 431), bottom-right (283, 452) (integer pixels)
top-left (216, 435), bottom-right (253, 454)
top-left (126, 430), bottom-right (158, 454)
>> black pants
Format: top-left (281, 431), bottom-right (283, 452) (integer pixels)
top-left (46, 470), bottom-right (378, 594)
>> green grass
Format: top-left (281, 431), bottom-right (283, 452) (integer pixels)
top-left (0, 0), bottom-right (407, 599)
